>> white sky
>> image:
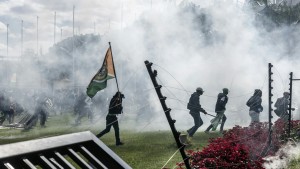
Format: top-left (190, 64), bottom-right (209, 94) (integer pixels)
top-left (0, 0), bottom-right (248, 56)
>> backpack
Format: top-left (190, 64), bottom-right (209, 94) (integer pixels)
top-left (109, 97), bottom-right (123, 115)
top-left (246, 96), bottom-right (254, 107)
top-left (274, 98), bottom-right (286, 117)
top-left (187, 103), bottom-right (192, 110)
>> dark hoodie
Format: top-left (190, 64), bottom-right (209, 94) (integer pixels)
top-left (215, 93), bottom-right (228, 113)
top-left (187, 92), bottom-right (205, 113)
top-left (108, 92), bottom-right (124, 115)
top-left (246, 90), bottom-right (263, 113)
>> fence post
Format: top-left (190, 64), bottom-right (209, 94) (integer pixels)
top-left (268, 63), bottom-right (274, 147)
top-left (144, 60), bottom-right (191, 169)
top-left (288, 72), bottom-right (293, 138)
top-left (288, 73), bottom-right (300, 138)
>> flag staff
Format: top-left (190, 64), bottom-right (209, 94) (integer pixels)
top-left (54, 11), bottom-right (56, 44)
top-left (7, 24), bottom-right (8, 57)
top-left (109, 42), bottom-right (120, 92)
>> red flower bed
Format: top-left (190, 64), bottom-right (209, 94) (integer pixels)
top-left (176, 120), bottom-right (300, 169)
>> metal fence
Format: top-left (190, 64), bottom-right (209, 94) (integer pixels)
top-left (0, 131), bottom-right (132, 169)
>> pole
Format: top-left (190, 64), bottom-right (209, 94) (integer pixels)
top-left (54, 11), bottom-right (56, 44)
top-left (7, 24), bottom-right (8, 57)
top-left (37, 16), bottom-right (39, 56)
top-left (109, 42), bottom-right (120, 92)
top-left (94, 21), bottom-right (96, 34)
top-left (73, 5), bottom-right (75, 36)
top-left (288, 72), bottom-right (293, 137)
top-left (72, 5), bottom-right (75, 91)
top-left (121, 3), bottom-right (123, 30)
top-left (144, 60), bottom-right (191, 169)
top-left (268, 63), bottom-right (273, 146)
top-left (6, 23), bottom-right (9, 85)
top-left (21, 20), bottom-right (23, 57)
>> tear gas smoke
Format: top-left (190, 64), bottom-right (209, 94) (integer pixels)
top-left (0, 0), bottom-right (299, 132)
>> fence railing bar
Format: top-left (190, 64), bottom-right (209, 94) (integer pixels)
top-left (80, 146), bottom-right (108, 169)
top-left (54, 152), bottom-right (76, 169)
top-left (4, 163), bottom-right (14, 169)
top-left (68, 148), bottom-right (93, 169)
top-left (50, 158), bottom-right (64, 169)
top-left (23, 158), bottom-right (37, 169)
top-left (40, 155), bottom-right (57, 169)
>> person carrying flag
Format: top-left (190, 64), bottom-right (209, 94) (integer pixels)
top-left (87, 42), bottom-right (125, 146)
top-left (96, 91), bottom-right (125, 146)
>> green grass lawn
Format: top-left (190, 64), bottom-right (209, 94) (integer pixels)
top-left (1, 114), bottom-right (299, 169)
top-left (0, 113), bottom-right (220, 169)
top-left (288, 155), bottom-right (300, 169)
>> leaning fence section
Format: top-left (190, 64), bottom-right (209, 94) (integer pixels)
top-left (0, 131), bottom-right (132, 169)
top-left (144, 60), bottom-right (191, 169)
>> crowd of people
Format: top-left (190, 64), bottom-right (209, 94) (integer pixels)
top-left (0, 86), bottom-right (296, 147)
top-left (185, 86), bottom-right (294, 142)
top-left (0, 90), bottom-right (53, 129)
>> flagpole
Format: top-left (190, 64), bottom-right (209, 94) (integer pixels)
top-left (109, 42), bottom-right (120, 92)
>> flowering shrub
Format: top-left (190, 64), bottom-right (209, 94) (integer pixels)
top-left (176, 120), bottom-right (300, 169)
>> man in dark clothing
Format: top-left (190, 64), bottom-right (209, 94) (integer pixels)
top-left (247, 89), bottom-right (263, 126)
top-left (97, 91), bottom-right (125, 146)
top-left (274, 92), bottom-right (290, 122)
top-left (187, 87), bottom-right (207, 137)
top-left (74, 93), bottom-right (93, 125)
top-left (0, 95), bottom-right (14, 125)
top-left (205, 88), bottom-right (229, 133)
top-left (24, 96), bottom-right (48, 129)
top-left (36, 99), bottom-right (48, 127)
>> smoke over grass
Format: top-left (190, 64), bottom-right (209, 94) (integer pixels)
top-left (0, 1), bottom-right (300, 131)
top-left (98, 1), bottom-right (300, 131)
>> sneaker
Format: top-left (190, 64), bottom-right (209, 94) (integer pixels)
top-left (179, 134), bottom-right (188, 145)
top-left (186, 136), bottom-right (193, 145)
top-left (116, 142), bottom-right (124, 146)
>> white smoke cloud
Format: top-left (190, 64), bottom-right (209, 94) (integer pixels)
top-left (97, 1), bottom-right (300, 131)
top-left (0, 0), bottom-right (300, 131)
top-left (264, 142), bottom-right (300, 169)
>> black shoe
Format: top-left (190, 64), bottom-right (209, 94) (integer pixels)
top-left (116, 142), bottom-right (124, 146)
top-left (96, 134), bottom-right (101, 138)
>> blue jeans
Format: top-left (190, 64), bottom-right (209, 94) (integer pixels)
top-left (249, 110), bottom-right (260, 126)
top-left (188, 111), bottom-right (203, 136)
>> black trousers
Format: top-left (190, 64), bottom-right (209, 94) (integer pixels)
top-left (39, 110), bottom-right (47, 126)
top-left (97, 115), bottom-right (121, 144)
top-left (0, 110), bottom-right (14, 125)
